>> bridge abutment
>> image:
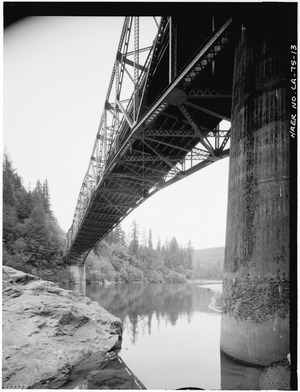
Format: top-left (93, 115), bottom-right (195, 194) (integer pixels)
top-left (220, 19), bottom-right (290, 366)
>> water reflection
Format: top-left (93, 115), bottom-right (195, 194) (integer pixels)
top-left (84, 283), bottom-right (221, 389)
top-left (86, 283), bottom-right (215, 344)
top-left (220, 351), bottom-right (263, 390)
top-left (63, 283), bottom-right (265, 390)
top-left (59, 352), bottom-right (146, 390)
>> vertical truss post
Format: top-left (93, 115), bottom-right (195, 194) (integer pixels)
top-left (168, 17), bottom-right (177, 83)
top-left (215, 123), bottom-right (220, 149)
top-left (114, 57), bottom-right (121, 145)
top-left (115, 59), bottom-right (120, 101)
top-left (103, 110), bottom-right (108, 163)
top-left (96, 133), bottom-right (100, 180)
top-left (170, 17), bottom-right (177, 82)
top-left (134, 16), bottom-right (139, 123)
top-left (212, 16), bottom-right (215, 75)
top-left (169, 17), bottom-right (172, 84)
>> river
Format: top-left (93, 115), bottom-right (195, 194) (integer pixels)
top-left (62, 282), bottom-right (263, 390)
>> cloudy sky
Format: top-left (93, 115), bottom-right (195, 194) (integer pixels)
top-left (3, 16), bottom-right (230, 250)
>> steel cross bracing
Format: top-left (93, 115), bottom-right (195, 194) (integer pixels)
top-left (66, 15), bottom-right (234, 264)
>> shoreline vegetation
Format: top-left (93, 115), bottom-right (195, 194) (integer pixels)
top-left (3, 152), bottom-right (224, 286)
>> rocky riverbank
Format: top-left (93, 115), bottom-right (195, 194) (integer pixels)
top-left (2, 266), bottom-right (123, 389)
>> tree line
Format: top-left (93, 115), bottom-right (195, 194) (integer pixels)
top-left (3, 153), bottom-right (67, 282)
top-left (86, 221), bottom-right (195, 284)
top-left (3, 152), bottom-right (223, 284)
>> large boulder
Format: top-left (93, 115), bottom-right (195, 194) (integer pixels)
top-left (2, 266), bottom-right (122, 389)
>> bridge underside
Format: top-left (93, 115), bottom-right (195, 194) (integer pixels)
top-left (66, 14), bottom-right (236, 264)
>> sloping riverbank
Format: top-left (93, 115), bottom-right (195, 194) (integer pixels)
top-left (2, 266), bottom-right (123, 389)
top-left (199, 282), bottom-right (223, 312)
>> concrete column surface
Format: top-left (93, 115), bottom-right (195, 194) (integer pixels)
top-left (221, 19), bottom-right (290, 366)
top-left (69, 264), bottom-right (86, 285)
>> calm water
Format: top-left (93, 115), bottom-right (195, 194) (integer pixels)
top-left (63, 283), bottom-right (263, 390)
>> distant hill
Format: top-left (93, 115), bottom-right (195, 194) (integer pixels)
top-left (193, 247), bottom-right (225, 264)
top-left (193, 247), bottom-right (225, 280)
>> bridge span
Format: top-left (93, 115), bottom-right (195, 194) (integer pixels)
top-left (65, 14), bottom-right (234, 264)
top-left (65, 4), bottom-right (295, 372)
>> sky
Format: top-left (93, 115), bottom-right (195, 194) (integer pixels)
top-left (3, 16), bottom-right (230, 250)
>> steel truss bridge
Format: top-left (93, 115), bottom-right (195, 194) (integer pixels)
top-left (66, 14), bottom-right (238, 264)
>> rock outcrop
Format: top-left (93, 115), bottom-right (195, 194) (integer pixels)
top-left (2, 266), bottom-right (122, 389)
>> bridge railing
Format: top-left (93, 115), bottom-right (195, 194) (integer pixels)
top-left (66, 17), bottom-right (164, 249)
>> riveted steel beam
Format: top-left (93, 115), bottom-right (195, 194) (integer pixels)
top-left (118, 160), bottom-right (171, 175)
top-left (120, 154), bottom-right (184, 162)
top-left (187, 88), bottom-right (231, 98)
top-left (177, 103), bottom-right (214, 154)
top-left (143, 135), bottom-right (192, 153)
top-left (100, 193), bottom-right (131, 215)
top-left (89, 210), bottom-right (124, 218)
top-left (184, 100), bottom-right (231, 122)
top-left (144, 129), bottom-right (195, 137)
top-left (106, 173), bottom-right (158, 187)
top-left (117, 52), bottom-right (146, 71)
top-left (91, 201), bottom-right (129, 210)
top-left (101, 188), bottom-right (142, 198)
top-left (141, 138), bottom-right (175, 168)
top-left (105, 178), bottom-right (146, 198)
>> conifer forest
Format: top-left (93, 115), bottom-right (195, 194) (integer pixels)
top-left (3, 153), bottom-right (223, 284)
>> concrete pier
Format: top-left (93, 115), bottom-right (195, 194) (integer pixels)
top-left (69, 264), bottom-right (86, 285)
top-left (220, 19), bottom-right (290, 366)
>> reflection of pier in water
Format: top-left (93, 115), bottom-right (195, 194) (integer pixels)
top-left (220, 351), bottom-right (263, 390)
top-left (65, 283), bottom-right (277, 389)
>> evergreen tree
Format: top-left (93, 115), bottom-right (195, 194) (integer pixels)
top-left (148, 229), bottom-right (153, 249)
top-left (42, 179), bottom-right (51, 214)
top-left (113, 224), bottom-right (125, 244)
top-left (3, 153), bottom-right (22, 206)
top-left (156, 236), bottom-right (161, 253)
top-left (129, 220), bottom-right (139, 258)
top-left (2, 152), bottom-right (66, 282)
top-left (186, 240), bottom-right (194, 269)
top-left (105, 224), bottom-right (126, 245)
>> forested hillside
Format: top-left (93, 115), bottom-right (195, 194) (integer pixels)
top-left (3, 152), bottom-right (224, 284)
top-left (3, 153), bottom-right (68, 282)
top-left (193, 247), bottom-right (224, 279)
top-left (85, 226), bottom-right (225, 284)
top-left (85, 223), bottom-right (194, 284)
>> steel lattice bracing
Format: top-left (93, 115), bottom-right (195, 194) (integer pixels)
top-left (66, 15), bottom-right (236, 264)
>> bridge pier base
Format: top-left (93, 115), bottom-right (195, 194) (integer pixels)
top-left (220, 18), bottom-right (290, 366)
top-left (69, 264), bottom-right (86, 286)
